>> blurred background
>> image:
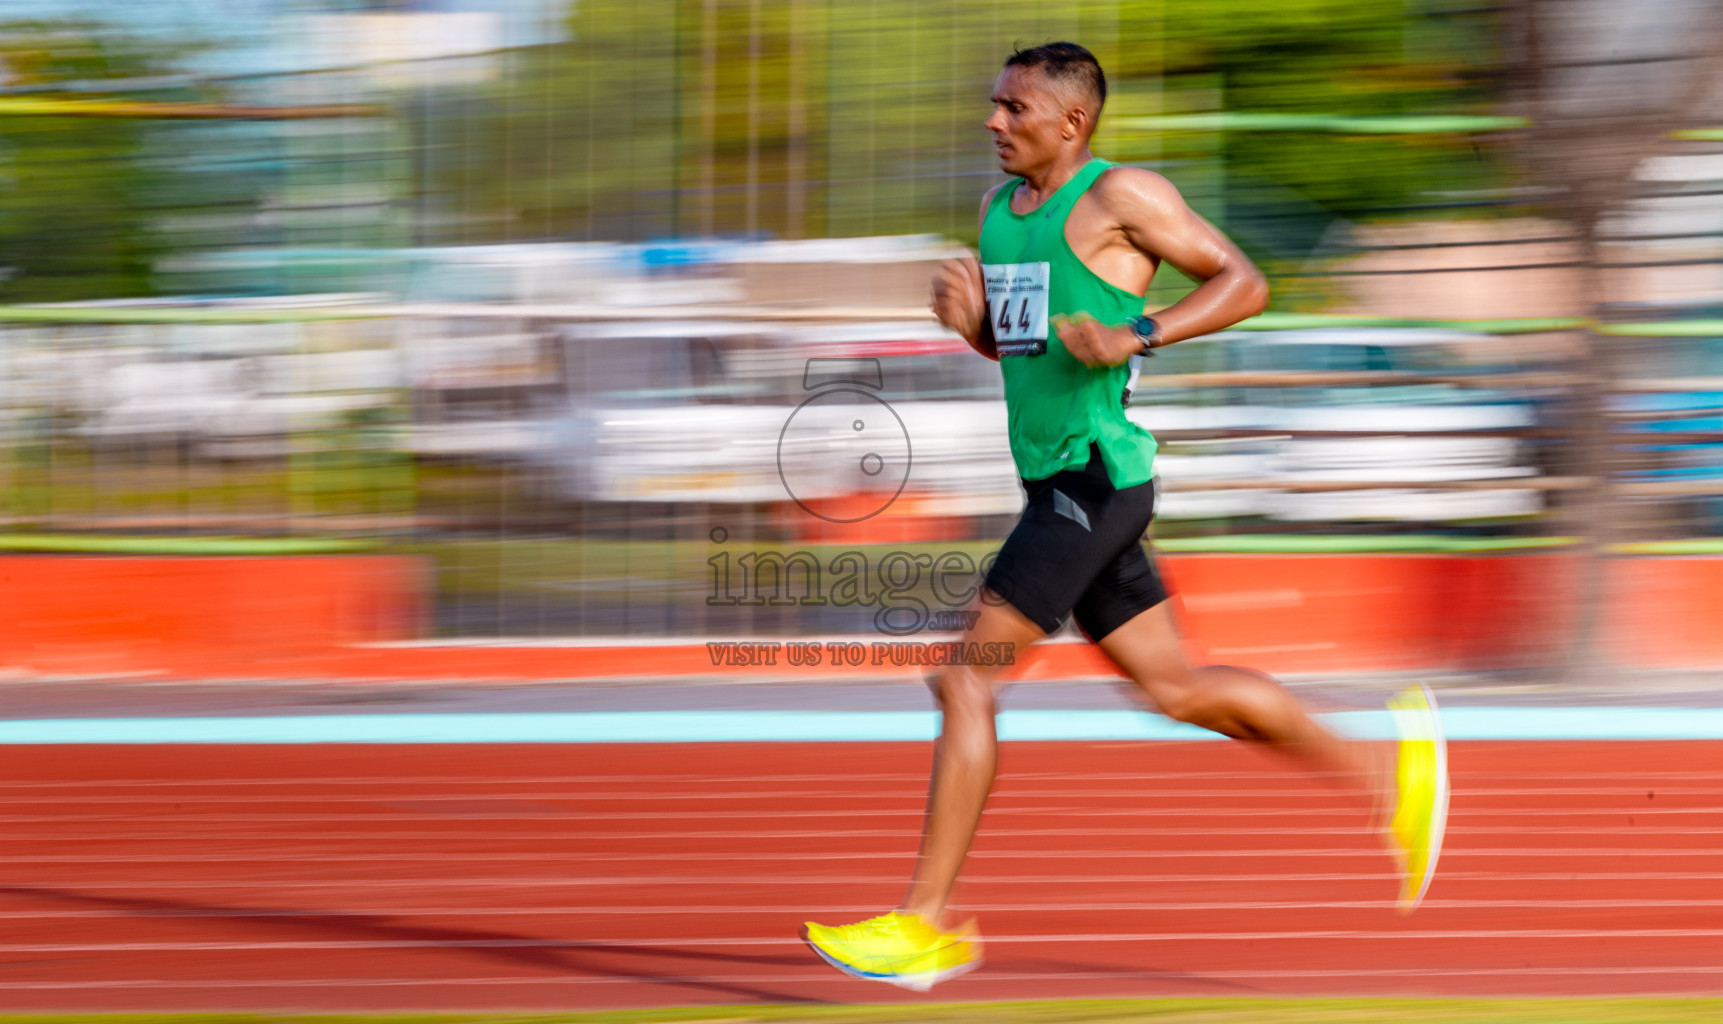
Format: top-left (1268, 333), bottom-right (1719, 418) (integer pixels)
top-left (3, 0), bottom-right (1723, 673)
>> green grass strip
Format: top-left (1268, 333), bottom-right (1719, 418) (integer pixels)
top-left (1154, 534), bottom-right (1575, 554)
top-left (1, 999), bottom-right (1716, 1023)
top-left (0, 304), bottom-right (1688, 336)
top-left (1597, 321), bottom-right (1723, 337)
top-left (0, 534), bottom-right (376, 555)
top-left (1241, 313), bottom-right (1587, 334)
top-left (0, 305), bottom-right (1602, 333)
top-left (16, 533), bottom-right (1696, 557)
top-left (1119, 113), bottom-right (1530, 134)
top-left (0, 305), bottom-right (384, 324)
top-left (0, 97), bottom-right (380, 119)
top-left (1609, 539), bottom-right (1723, 555)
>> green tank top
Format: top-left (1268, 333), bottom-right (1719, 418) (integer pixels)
top-left (978, 158), bottom-right (1157, 487)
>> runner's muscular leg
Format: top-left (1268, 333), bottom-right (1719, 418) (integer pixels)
top-left (1098, 601), bottom-right (1381, 806)
top-left (898, 592), bottom-right (1043, 927)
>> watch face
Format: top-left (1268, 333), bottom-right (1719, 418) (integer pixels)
top-left (1133, 317), bottom-right (1157, 341)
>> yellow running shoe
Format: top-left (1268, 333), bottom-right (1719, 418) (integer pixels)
top-left (1386, 682), bottom-right (1449, 914)
top-left (801, 911), bottom-right (981, 991)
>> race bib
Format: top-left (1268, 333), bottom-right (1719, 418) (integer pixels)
top-left (982, 262), bottom-right (1050, 357)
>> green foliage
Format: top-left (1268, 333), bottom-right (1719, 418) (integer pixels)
top-left (0, 3), bottom-right (1512, 301)
top-left (0, 20), bottom-right (218, 302)
top-left (414, 1), bottom-right (1141, 243)
top-left (410, 0), bottom-right (1506, 293)
top-left (1104, 0), bottom-right (1508, 297)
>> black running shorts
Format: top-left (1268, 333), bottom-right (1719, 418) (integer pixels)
top-left (982, 442), bottom-right (1170, 641)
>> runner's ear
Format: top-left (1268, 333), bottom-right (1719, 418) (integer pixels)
top-left (1063, 102), bottom-right (1096, 141)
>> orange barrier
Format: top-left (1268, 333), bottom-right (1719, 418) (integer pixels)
top-left (0, 555), bottom-right (424, 679)
top-left (775, 495), bottom-right (972, 545)
top-left (1163, 552), bottom-right (1578, 674)
top-left (0, 550), bottom-right (1713, 681)
top-left (1607, 555), bottom-right (1723, 669)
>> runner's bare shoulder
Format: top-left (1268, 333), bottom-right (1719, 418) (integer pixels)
top-left (1087, 165), bottom-right (1189, 225)
top-left (1088, 165), bottom-right (1239, 277)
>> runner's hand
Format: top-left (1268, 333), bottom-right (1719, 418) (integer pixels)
top-left (931, 257), bottom-right (988, 346)
top-left (1054, 312), bottom-right (1140, 368)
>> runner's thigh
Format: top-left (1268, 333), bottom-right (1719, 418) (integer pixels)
top-left (984, 446), bottom-right (1156, 635)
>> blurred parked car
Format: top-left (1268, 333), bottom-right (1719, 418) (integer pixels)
top-left (1603, 326), bottom-right (1723, 529)
top-left (545, 321), bottom-right (1022, 518)
top-left (17, 321), bottom-right (403, 460)
top-left (1130, 328), bottom-right (1548, 522)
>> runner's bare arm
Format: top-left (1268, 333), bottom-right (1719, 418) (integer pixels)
top-left (1111, 169), bottom-right (1267, 342)
top-left (929, 184), bottom-right (1007, 361)
top-left (1058, 168), bottom-right (1268, 367)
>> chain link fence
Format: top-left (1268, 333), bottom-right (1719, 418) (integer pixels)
top-left (2, 1), bottom-right (1722, 644)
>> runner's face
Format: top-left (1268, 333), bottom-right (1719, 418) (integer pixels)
top-left (986, 66), bottom-right (1070, 176)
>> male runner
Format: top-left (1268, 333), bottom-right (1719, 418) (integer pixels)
top-left (801, 42), bottom-right (1447, 991)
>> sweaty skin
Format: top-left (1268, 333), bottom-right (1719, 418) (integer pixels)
top-left (930, 63), bottom-right (1269, 364)
top-left (909, 62), bottom-right (1384, 932)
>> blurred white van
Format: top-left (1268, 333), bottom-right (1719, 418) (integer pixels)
top-left (546, 321), bottom-right (1022, 517)
top-left (1130, 328), bottom-right (1546, 522)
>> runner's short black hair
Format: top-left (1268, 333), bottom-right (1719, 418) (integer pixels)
top-left (1004, 42), bottom-right (1106, 114)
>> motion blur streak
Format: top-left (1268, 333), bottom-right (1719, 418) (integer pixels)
top-left (0, 0), bottom-right (1718, 662)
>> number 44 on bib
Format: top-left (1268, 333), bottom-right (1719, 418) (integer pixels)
top-left (982, 262), bottom-right (1050, 357)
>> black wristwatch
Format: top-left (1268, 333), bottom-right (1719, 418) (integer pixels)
top-left (1129, 315), bottom-right (1161, 356)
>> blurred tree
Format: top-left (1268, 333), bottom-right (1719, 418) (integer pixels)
top-left (0, 4), bottom-right (1514, 299)
top-left (0, 20), bottom-right (222, 303)
top-left (413, 0), bottom-right (1506, 263)
top-left (1500, 0), bottom-right (1723, 680)
top-left (403, 0), bottom-right (679, 246)
top-left (1131, 0), bottom-right (1506, 217)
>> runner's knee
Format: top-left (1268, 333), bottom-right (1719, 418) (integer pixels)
top-left (1154, 679), bottom-right (1211, 728)
top-left (928, 665), bottom-right (996, 717)
top-left (1126, 657), bottom-right (1195, 715)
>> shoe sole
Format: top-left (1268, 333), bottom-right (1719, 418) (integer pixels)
top-left (1396, 682), bottom-right (1450, 914)
top-left (799, 925), bottom-right (982, 991)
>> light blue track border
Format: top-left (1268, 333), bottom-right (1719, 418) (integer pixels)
top-left (0, 707), bottom-right (1717, 743)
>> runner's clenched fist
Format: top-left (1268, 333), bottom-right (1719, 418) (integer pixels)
top-left (1054, 311), bottom-right (1140, 367)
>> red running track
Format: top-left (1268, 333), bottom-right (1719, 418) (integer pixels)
top-left (0, 740), bottom-right (1717, 1012)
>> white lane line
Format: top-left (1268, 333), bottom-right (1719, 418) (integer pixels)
top-left (0, 850), bottom-right (1716, 871)
top-left (0, 898), bottom-right (1716, 917)
top-left (1, 869), bottom-right (1717, 886)
top-left (0, 805), bottom-right (1712, 822)
top-left (0, 785), bottom-right (1714, 804)
top-left (3, 807), bottom-right (1714, 825)
top-left (0, 929), bottom-right (1716, 951)
top-left (614, 846), bottom-right (1723, 860)
top-left (0, 809), bottom-right (1363, 822)
top-left (0, 768), bottom-right (1713, 790)
top-left (1105, 965), bottom-right (1723, 979)
top-left (0, 774), bottom-right (925, 790)
top-left (0, 870), bottom-right (1712, 893)
top-left (0, 773), bottom-right (1382, 788)
top-left (1010, 771), bottom-right (1723, 781)
top-left (0, 965), bottom-right (1719, 990)
top-left (0, 846), bottom-right (1711, 863)
top-left (0, 810), bottom-right (1709, 834)
top-left (0, 827), bottom-right (1714, 842)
